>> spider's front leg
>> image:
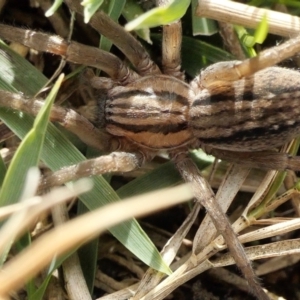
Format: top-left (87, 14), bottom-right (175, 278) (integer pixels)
top-left (0, 89), bottom-right (154, 192)
top-left (0, 24), bottom-right (139, 84)
top-left (39, 150), bottom-right (151, 192)
top-left (64, 0), bottom-right (161, 76)
top-left (0, 90), bottom-right (116, 152)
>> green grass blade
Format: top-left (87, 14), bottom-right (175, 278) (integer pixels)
top-left (122, 0), bottom-right (151, 43)
top-left (0, 74), bottom-right (64, 206)
top-left (251, 14), bottom-right (269, 45)
top-left (77, 201), bottom-right (98, 293)
top-left (45, 0), bottom-right (63, 17)
top-left (117, 155), bottom-right (211, 199)
top-left (82, 0), bottom-right (104, 23)
top-left (234, 15), bottom-right (268, 58)
top-left (125, 0), bottom-right (190, 30)
top-left (191, 0), bottom-right (218, 35)
top-left (0, 155), bottom-right (6, 187)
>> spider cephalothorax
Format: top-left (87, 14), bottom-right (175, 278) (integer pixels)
top-left (105, 75), bottom-right (194, 150)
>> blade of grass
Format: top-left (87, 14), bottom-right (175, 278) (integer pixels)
top-left (191, 0), bottom-right (218, 35)
top-left (0, 74), bottom-right (63, 272)
top-left (77, 201), bottom-right (98, 294)
top-left (45, 0), bottom-right (63, 17)
top-left (81, 0), bottom-right (104, 23)
top-left (0, 74), bottom-right (64, 206)
top-left (117, 155), bottom-right (211, 198)
top-left (0, 155), bottom-right (6, 187)
top-left (122, 0), bottom-right (152, 43)
top-left (125, 0), bottom-right (190, 31)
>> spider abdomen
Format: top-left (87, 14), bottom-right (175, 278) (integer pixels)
top-left (105, 75), bottom-right (193, 150)
top-left (191, 66), bottom-right (300, 151)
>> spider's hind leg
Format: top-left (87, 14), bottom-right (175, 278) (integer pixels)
top-left (171, 151), bottom-right (269, 300)
top-left (210, 147), bottom-right (300, 171)
top-left (194, 33), bottom-right (300, 89)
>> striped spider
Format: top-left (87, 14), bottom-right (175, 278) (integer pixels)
top-left (1, 0), bottom-right (300, 299)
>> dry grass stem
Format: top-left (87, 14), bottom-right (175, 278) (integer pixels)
top-left (52, 203), bottom-right (92, 300)
top-left (0, 184), bottom-right (192, 296)
top-left (124, 160), bottom-right (299, 299)
top-left (0, 176), bottom-right (92, 257)
top-left (137, 238), bottom-right (300, 300)
top-left (197, 0), bottom-right (300, 37)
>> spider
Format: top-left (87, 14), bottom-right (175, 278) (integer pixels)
top-left (1, 0), bottom-right (300, 299)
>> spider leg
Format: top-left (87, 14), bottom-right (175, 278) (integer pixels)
top-left (209, 148), bottom-right (300, 171)
top-left (39, 151), bottom-right (147, 192)
top-left (0, 25), bottom-right (138, 85)
top-left (64, 0), bottom-right (161, 76)
top-left (0, 90), bottom-right (117, 152)
top-left (154, 0), bottom-right (184, 79)
top-left (161, 20), bottom-right (184, 79)
top-left (218, 22), bottom-right (246, 60)
top-left (171, 152), bottom-right (269, 300)
top-left (195, 34), bottom-right (300, 88)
